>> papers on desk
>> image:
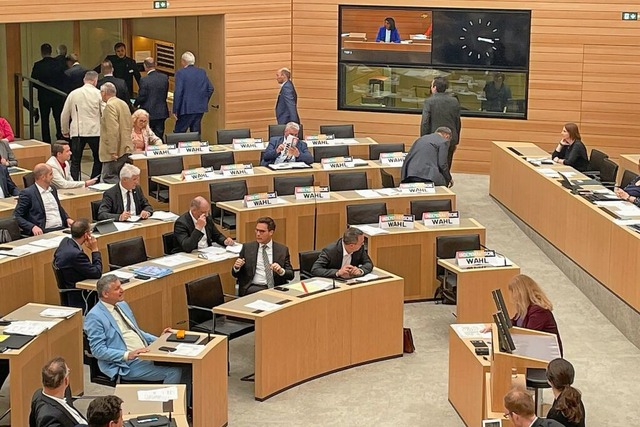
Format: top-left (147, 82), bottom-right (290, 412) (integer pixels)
top-left (152, 254), bottom-right (193, 267)
top-left (173, 343), bottom-right (205, 357)
top-left (27, 235), bottom-right (66, 249)
top-left (88, 183), bottom-right (116, 191)
top-left (350, 224), bottom-right (389, 235)
top-left (245, 299), bottom-right (282, 312)
top-left (355, 273), bottom-right (380, 282)
top-left (150, 211), bottom-right (180, 222)
top-left (451, 323), bottom-right (491, 340)
top-left (8, 143), bottom-right (21, 149)
top-left (111, 270), bottom-right (135, 281)
top-left (614, 219), bottom-right (640, 226)
top-left (486, 255), bottom-right (513, 267)
top-left (226, 243), bottom-right (242, 254)
top-left (332, 138), bottom-right (359, 145)
top-left (375, 188), bottom-right (399, 196)
top-left (287, 280), bottom-right (333, 293)
top-left (40, 308), bottom-right (77, 318)
top-left (352, 158), bottom-right (369, 166)
top-left (355, 189), bottom-right (382, 198)
top-left (268, 162), bottom-right (311, 170)
top-left (126, 215), bottom-right (141, 223)
top-left (137, 386), bottom-right (179, 402)
top-left (535, 168), bottom-right (560, 178)
top-left (112, 222), bottom-right (141, 231)
top-left (4, 320), bottom-right (57, 336)
top-left (0, 246), bottom-right (33, 257)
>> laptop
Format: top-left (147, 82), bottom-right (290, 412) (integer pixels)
top-left (92, 219), bottom-right (118, 234)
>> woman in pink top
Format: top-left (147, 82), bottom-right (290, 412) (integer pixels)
top-left (0, 117), bottom-right (17, 167)
top-left (131, 109), bottom-right (162, 152)
top-left (0, 117), bottom-right (15, 142)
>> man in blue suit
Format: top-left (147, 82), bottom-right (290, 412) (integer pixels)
top-left (275, 67), bottom-right (299, 125)
top-left (0, 164), bottom-right (19, 198)
top-left (172, 51), bottom-right (214, 134)
top-left (135, 57), bottom-right (169, 139)
top-left (261, 122), bottom-right (312, 166)
top-left (14, 163), bottom-right (73, 236)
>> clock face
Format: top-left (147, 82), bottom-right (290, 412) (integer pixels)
top-left (459, 18), bottom-right (500, 62)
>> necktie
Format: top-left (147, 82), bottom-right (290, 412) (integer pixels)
top-left (126, 190), bottom-right (132, 213)
top-left (262, 245), bottom-right (274, 288)
top-left (114, 304), bottom-right (148, 346)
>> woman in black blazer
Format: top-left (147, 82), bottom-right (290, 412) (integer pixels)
top-left (546, 358), bottom-right (586, 427)
top-left (552, 123), bottom-right (589, 172)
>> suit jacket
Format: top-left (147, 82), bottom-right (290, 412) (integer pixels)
top-left (375, 26), bottom-right (401, 43)
top-left (514, 304), bottom-right (563, 356)
top-left (60, 83), bottom-right (102, 137)
top-left (401, 133), bottom-right (451, 186)
top-left (99, 97), bottom-right (133, 162)
top-left (84, 301), bottom-right (157, 379)
top-left (173, 65), bottom-right (214, 116)
top-left (261, 136), bottom-right (313, 166)
top-left (135, 70), bottom-right (170, 120)
top-left (29, 389), bottom-right (85, 427)
top-left (98, 75), bottom-right (131, 106)
top-left (30, 56), bottom-right (66, 103)
top-left (46, 156), bottom-right (84, 189)
top-left (14, 184), bottom-right (69, 235)
top-left (96, 54), bottom-right (141, 95)
top-left (531, 417), bottom-right (565, 427)
top-left (174, 211), bottom-right (226, 253)
top-left (231, 240), bottom-right (294, 295)
top-left (420, 92), bottom-right (462, 145)
top-left (275, 80), bottom-right (299, 124)
top-left (97, 184), bottom-right (153, 220)
top-left (53, 237), bottom-right (102, 289)
top-left (0, 164), bottom-right (19, 197)
top-left (64, 64), bottom-right (88, 94)
top-left (311, 238), bottom-right (373, 278)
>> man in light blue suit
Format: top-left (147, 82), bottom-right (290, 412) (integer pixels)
top-left (172, 51), bottom-right (214, 134)
top-left (275, 67), bottom-right (299, 125)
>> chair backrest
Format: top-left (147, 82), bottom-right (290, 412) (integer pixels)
top-left (436, 234), bottom-right (481, 259)
top-left (209, 180), bottom-right (248, 220)
top-left (162, 232), bottom-right (179, 255)
top-left (273, 175), bottom-right (314, 196)
top-left (346, 203), bottom-right (387, 226)
top-left (319, 124), bottom-right (354, 139)
top-left (588, 149), bottom-right (609, 171)
top-left (201, 151), bottom-right (235, 170)
top-left (369, 143), bottom-right (404, 160)
top-left (147, 157), bottom-right (184, 177)
top-left (269, 124), bottom-right (304, 140)
top-left (380, 169), bottom-right (395, 188)
top-left (299, 250), bottom-right (321, 279)
top-left (185, 274), bottom-right (225, 325)
top-left (107, 236), bottom-right (148, 269)
top-left (0, 216), bottom-right (22, 241)
top-left (216, 128), bottom-right (251, 145)
top-left (51, 262), bottom-right (70, 306)
top-left (90, 200), bottom-right (102, 222)
top-left (314, 145), bottom-right (350, 163)
top-left (165, 132), bottom-right (200, 145)
top-left (410, 199), bottom-right (453, 219)
top-left (23, 172), bottom-right (35, 188)
top-left (329, 172), bottom-right (368, 191)
top-left (600, 158), bottom-right (618, 183)
top-left (620, 169), bottom-right (637, 188)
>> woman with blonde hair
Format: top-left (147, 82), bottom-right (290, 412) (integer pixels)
top-left (131, 109), bottom-right (162, 152)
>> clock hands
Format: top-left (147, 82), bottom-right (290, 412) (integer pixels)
top-left (477, 37), bottom-right (494, 44)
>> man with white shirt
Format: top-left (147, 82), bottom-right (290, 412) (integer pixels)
top-left (311, 227), bottom-right (373, 279)
top-left (174, 196), bottom-right (234, 253)
top-left (28, 357), bottom-right (87, 427)
top-left (97, 163), bottom-right (152, 221)
top-left (46, 142), bottom-right (97, 189)
top-left (61, 70), bottom-right (102, 180)
top-left (14, 163), bottom-right (74, 236)
top-left (231, 216), bottom-right (294, 296)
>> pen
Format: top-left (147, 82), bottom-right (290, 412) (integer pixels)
top-left (301, 281), bottom-right (308, 293)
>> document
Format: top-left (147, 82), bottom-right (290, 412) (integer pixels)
top-left (199, 245), bottom-right (226, 256)
top-left (8, 143), bottom-right (21, 149)
top-left (355, 273), bottom-right (380, 282)
top-left (126, 215), bottom-right (141, 223)
top-left (113, 222), bottom-right (137, 231)
top-left (150, 211), bottom-right (180, 221)
top-left (351, 224), bottom-right (389, 235)
top-left (487, 255), bottom-right (513, 267)
top-left (451, 323), bottom-right (491, 340)
top-left (152, 254), bottom-right (194, 267)
top-left (375, 188), bottom-right (399, 196)
top-left (137, 386), bottom-right (178, 402)
top-left (355, 189), bottom-right (382, 198)
top-left (4, 320), bottom-right (57, 336)
top-left (287, 280), bottom-right (332, 293)
top-left (111, 270), bottom-right (135, 281)
top-left (88, 183), bottom-right (116, 191)
top-left (39, 308), bottom-right (77, 318)
top-left (29, 236), bottom-right (65, 249)
top-left (245, 300), bottom-right (282, 312)
top-left (0, 246), bottom-right (34, 257)
top-left (332, 138), bottom-right (359, 145)
top-left (173, 343), bottom-right (205, 357)
top-left (536, 168), bottom-right (560, 178)
top-left (226, 243), bottom-right (243, 254)
top-left (352, 158), bottom-right (369, 166)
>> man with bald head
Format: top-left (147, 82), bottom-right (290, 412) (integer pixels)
top-left (14, 163), bottom-right (73, 235)
top-left (275, 67), bottom-right (299, 125)
top-left (173, 196), bottom-right (234, 253)
top-left (135, 57), bottom-right (169, 139)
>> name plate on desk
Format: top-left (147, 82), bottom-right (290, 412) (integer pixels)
top-left (145, 144), bottom-right (178, 156)
top-left (456, 249), bottom-right (496, 268)
top-left (379, 214), bottom-right (415, 229)
top-left (399, 182), bottom-right (435, 194)
top-left (221, 164), bottom-right (254, 176)
top-left (423, 211), bottom-right (460, 225)
top-left (321, 156), bottom-right (354, 169)
top-left (380, 152), bottom-right (406, 165)
top-left (183, 167), bottom-right (216, 181)
top-left (178, 141), bottom-right (210, 154)
top-left (232, 138), bottom-right (264, 150)
top-left (304, 134), bottom-right (335, 146)
top-left (295, 186), bottom-right (330, 200)
top-left (244, 192), bottom-right (283, 207)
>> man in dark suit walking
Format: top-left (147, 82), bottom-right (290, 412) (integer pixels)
top-left (420, 76), bottom-right (462, 168)
top-left (503, 387), bottom-right (563, 427)
top-left (0, 164), bottom-right (19, 198)
top-left (232, 216), bottom-right (294, 296)
top-left (31, 43), bottom-right (66, 143)
top-left (275, 67), bottom-right (299, 125)
top-left (64, 53), bottom-right (88, 94)
top-left (96, 42), bottom-right (141, 96)
top-left (311, 227), bottom-right (373, 279)
top-left (97, 163), bottom-right (153, 221)
top-left (135, 57), bottom-right (169, 139)
top-left (98, 60), bottom-right (131, 108)
top-left (174, 196), bottom-right (234, 253)
top-left (173, 51), bottom-right (214, 134)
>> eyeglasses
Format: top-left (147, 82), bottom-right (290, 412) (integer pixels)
top-left (503, 412), bottom-right (513, 419)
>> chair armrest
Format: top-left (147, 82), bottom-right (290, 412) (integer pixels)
top-left (58, 288), bottom-right (84, 294)
top-left (223, 293), bottom-right (238, 300)
top-left (109, 264), bottom-right (123, 271)
top-left (187, 305), bottom-right (213, 313)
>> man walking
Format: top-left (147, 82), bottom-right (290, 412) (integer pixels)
top-left (172, 51), bottom-right (214, 134)
top-left (135, 57), bottom-right (169, 139)
top-left (275, 67), bottom-right (299, 125)
top-left (420, 76), bottom-right (461, 168)
top-left (99, 83), bottom-right (132, 184)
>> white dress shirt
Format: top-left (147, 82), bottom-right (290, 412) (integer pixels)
top-left (341, 242), bottom-right (352, 268)
top-left (120, 183), bottom-right (136, 215)
top-left (46, 156), bottom-right (84, 189)
top-left (252, 240), bottom-right (273, 285)
top-left (0, 183), bottom-right (4, 199)
top-left (60, 83), bottom-right (102, 137)
top-left (41, 391), bottom-right (87, 424)
top-left (190, 211), bottom-right (209, 249)
top-left (101, 301), bottom-right (145, 359)
top-left (385, 29), bottom-right (391, 43)
top-left (36, 183), bottom-right (63, 230)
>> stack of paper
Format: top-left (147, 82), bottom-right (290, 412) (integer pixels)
top-left (152, 254), bottom-right (193, 267)
top-left (355, 189), bottom-right (381, 198)
top-left (4, 320), bottom-right (57, 336)
top-left (88, 183), bottom-right (116, 191)
top-left (352, 224), bottom-right (389, 235)
top-left (451, 323), bottom-right (491, 339)
top-left (245, 300), bottom-right (282, 312)
top-left (173, 343), bottom-right (205, 356)
top-left (113, 222), bottom-right (137, 231)
top-left (226, 243), bottom-right (243, 254)
top-left (376, 188), bottom-right (399, 196)
top-left (355, 273), bottom-right (380, 282)
top-left (150, 211), bottom-right (180, 222)
top-left (0, 246), bottom-right (33, 257)
top-left (111, 271), bottom-right (135, 281)
top-left (40, 308), bottom-right (77, 318)
top-left (30, 236), bottom-right (66, 249)
top-left (536, 168), bottom-right (560, 178)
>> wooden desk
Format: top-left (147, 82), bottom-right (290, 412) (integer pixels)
top-left (342, 40), bottom-right (432, 52)
top-left (438, 258), bottom-right (519, 323)
top-left (618, 154), bottom-right (639, 183)
top-left (0, 186), bottom-right (104, 219)
top-left (490, 141), bottom-right (640, 311)
top-left (0, 303), bottom-right (83, 426)
top-left (217, 187), bottom-right (456, 269)
top-left (214, 269), bottom-right (403, 400)
top-left (9, 139), bottom-right (50, 170)
top-left (116, 384), bottom-right (189, 427)
top-left (8, 166), bottom-right (30, 189)
top-left (361, 219), bottom-right (486, 301)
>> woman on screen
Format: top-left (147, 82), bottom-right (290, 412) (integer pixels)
top-left (375, 17), bottom-right (401, 43)
top-left (546, 358), bottom-right (586, 427)
top-left (552, 123), bottom-right (589, 172)
top-left (131, 109), bottom-right (162, 152)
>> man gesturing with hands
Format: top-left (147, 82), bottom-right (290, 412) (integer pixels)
top-left (173, 196), bottom-right (234, 254)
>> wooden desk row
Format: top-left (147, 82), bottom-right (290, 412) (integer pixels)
top-left (9, 139), bottom-right (51, 171)
top-left (0, 186), bottom-right (103, 219)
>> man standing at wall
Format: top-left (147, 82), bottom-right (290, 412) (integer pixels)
top-left (420, 76), bottom-right (461, 168)
top-left (172, 51), bottom-right (214, 134)
top-left (275, 67), bottom-right (299, 125)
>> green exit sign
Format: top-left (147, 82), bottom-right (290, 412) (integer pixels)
top-left (622, 12), bottom-right (638, 20)
top-left (153, 1), bottom-right (168, 9)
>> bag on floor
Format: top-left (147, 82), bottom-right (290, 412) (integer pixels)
top-left (403, 327), bottom-right (415, 353)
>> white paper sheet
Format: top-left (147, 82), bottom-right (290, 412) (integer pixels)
top-left (173, 343), bottom-right (205, 357)
top-left (40, 308), bottom-right (77, 318)
top-left (113, 222), bottom-right (137, 231)
top-left (112, 271), bottom-right (135, 280)
top-left (332, 138), bottom-right (359, 145)
top-left (137, 386), bottom-right (178, 402)
top-left (245, 300), bottom-right (281, 312)
top-left (226, 243), bottom-right (243, 254)
top-left (150, 211), bottom-right (180, 221)
top-left (355, 273), bottom-right (380, 282)
top-left (126, 215), bottom-right (141, 222)
top-left (152, 254), bottom-right (193, 267)
top-left (0, 245), bottom-right (39, 256)
top-left (29, 236), bottom-right (65, 248)
top-left (88, 183), bottom-right (116, 191)
top-left (4, 320), bottom-right (57, 336)
top-left (199, 245), bottom-right (226, 255)
top-left (375, 188), bottom-right (399, 196)
top-left (355, 189), bottom-right (381, 198)
top-left (351, 224), bottom-right (389, 235)
top-left (451, 323), bottom-right (492, 339)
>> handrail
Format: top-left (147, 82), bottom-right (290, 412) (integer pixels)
top-left (18, 74), bottom-right (68, 98)
top-left (14, 73), bottom-right (68, 140)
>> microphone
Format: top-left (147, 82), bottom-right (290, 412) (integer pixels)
top-left (176, 319), bottom-right (214, 345)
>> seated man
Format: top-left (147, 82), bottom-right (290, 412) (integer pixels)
top-left (503, 386), bottom-right (564, 427)
top-left (86, 395), bottom-right (123, 427)
top-left (84, 274), bottom-right (188, 387)
top-left (97, 163), bottom-right (153, 221)
top-left (260, 122), bottom-right (313, 166)
top-left (401, 126), bottom-right (453, 187)
top-left (614, 161), bottom-right (640, 207)
top-left (231, 216), bottom-right (294, 295)
top-left (29, 356), bottom-right (87, 427)
top-left (53, 218), bottom-right (102, 310)
top-left (0, 163), bottom-right (19, 198)
top-left (311, 227), bottom-right (373, 279)
top-left (174, 196), bottom-right (234, 253)
top-left (46, 142), bottom-right (97, 189)
top-left (14, 163), bottom-right (74, 235)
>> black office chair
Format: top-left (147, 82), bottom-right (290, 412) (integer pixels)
top-left (320, 124), bottom-right (354, 139)
top-left (216, 128), bottom-right (251, 145)
top-left (313, 146), bottom-right (350, 163)
top-left (369, 143), bottom-right (404, 160)
top-left (620, 169), bottom-right (637, 189)
top-left (107, 236), bottom-right (149, 270)
top-left (526, 368), bottom-right (552, 417)
top-left (201, 151), bottom-right (235, 170)
top-left (380, 169), bottom-right (395, 188)
top-left (346, 203), bottom-right (387, 226)
top-left (269, 124), bottom-right (304, 140)
top-left (299, 250), bottom-right (321, 279)
top-left (209, 180), bottom-right (248, 230)
top-left (23, 172), bottom-right (35, 188)
top-left (0, 217), bottom-right (22, 242)
top-left (90, 200), bottom-right (102, 222)
top-left (147, 157), bottom-right (184, 203)
top-left (583, 149), bottom-right (608, 178)
top-left (162, 232), bottom-right (179, 255)
top-left (52, 262), bottom-right (94, 314)
top-left (599, 158), bottom-right (618, 189)
top-left (273, 175), bottom-right (314, 196)
top-left (165, 132), bottom-right (200, 145)
top-left (329, 172), bottom-right (368, 191)
top-left (435, 234), bottom-right (481, 303)
top-left (410, 199), bottom-right (453, 220)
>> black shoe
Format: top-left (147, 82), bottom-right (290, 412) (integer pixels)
top-left (33, 108), bottom-right (40, 123)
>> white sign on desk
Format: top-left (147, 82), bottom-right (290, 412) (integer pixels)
top-left (379, 152), bottom-right (406, 166)
top-left (304, 134), bottom-right (335, 146)
top-left (220, 164), bottom-right (254, 176)
top-left (399, 182), bottom-right (435, 194)
top-left (182, 167), bottom-right (216, 181)
top-left (145, 144), bottom-right (178, 156)
top-left (294, 186), bottom-right (330, 200)
top-left (244, 192), bottom-right (286, 208)
top-left (379, 214), bottom-right (415, 229)
top-left (423, 211), bottom-right (460, 226)
top-left (178, 141), bottom-right (210, 154)
top-left (232, 138), bottom-right (264, 150)
top-left (321, 156), bottom-right (354, 169)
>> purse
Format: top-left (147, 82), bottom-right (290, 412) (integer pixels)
top-left (403, 327), bottom-right (415, 353)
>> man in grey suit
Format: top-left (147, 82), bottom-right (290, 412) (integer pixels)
top-left (503, 387), bottom-right (564, 427)
top-left (311, 227), bottom-right (373, 279)
top-left (401, 126), bottom-right (453, 187)
top-left (420, 77), bottom-right (461, 168)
